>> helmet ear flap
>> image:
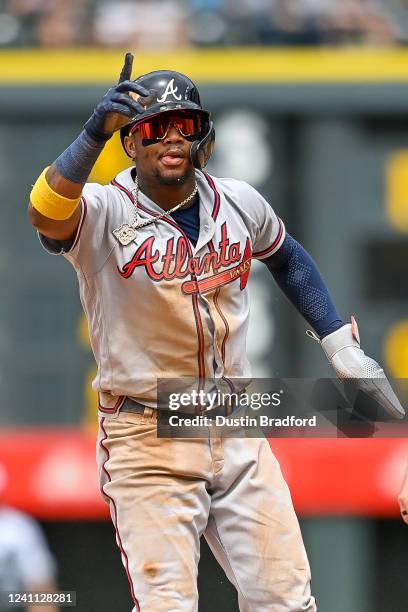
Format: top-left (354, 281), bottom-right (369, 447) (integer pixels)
top-left (190, 121), bottom-right (215, 169)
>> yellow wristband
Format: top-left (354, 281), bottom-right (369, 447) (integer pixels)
top-left (30, 167), bottom-right (81, 221)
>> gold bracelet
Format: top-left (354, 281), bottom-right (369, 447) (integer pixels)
top-left (30, 167), bottom-right (81, 221)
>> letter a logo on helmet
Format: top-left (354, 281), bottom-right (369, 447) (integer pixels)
top-left (157, 79), bottom-right (182, 103)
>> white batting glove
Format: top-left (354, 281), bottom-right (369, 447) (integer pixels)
top-left (308, 317), bottom-right (405, 420)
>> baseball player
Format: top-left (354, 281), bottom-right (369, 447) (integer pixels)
top-left (398, 460), bottom-right (408, 524)
top-left (0, 506), bottom-right (58, 612)
top-left (28, 54), bottom-right (404, 612)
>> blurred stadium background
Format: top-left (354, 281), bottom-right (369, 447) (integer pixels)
top-left (1, 1), bottom-right (408, 610)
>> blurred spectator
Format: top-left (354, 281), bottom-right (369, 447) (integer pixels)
top-left (0, 0), bottom-right (404, 47)
top-left (0, 0), bottom-right (88, 47)
top-left (187, 0), bottom-right (228, 46)
top-left (0, 469), bottom-right (59, 612)
top-left (224, 0), bottom-right (399, 46)
top-left (36, 0), bottom-right (88, 48)
top-left (389, 0), bottom-right (408, 42)
top-left (326, 0), bottom-right (399, 45)
top-left (233, 0), bottom-right (331, 46)
top-left (92, 0), bottom-right (190, 49)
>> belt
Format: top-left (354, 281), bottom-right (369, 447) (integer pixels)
top-left (120, 397), bottom-right (150, 415)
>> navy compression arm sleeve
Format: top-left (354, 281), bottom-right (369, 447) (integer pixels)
top-left (54, 130), bottom-right (105, 184)
top-left (262, 234), bottom-right (344, 339)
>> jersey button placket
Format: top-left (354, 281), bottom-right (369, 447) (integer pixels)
top-left (194, 214), bottom-right (215, 255)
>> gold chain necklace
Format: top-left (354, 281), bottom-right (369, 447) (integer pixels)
top-left (112, 177), bottom-right (198, 246)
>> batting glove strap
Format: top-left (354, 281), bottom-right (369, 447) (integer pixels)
top-left (320, 323), bottom-right (359, 362)
top-left (308, 318), bottom-right (405, 419)
top-left (321, 323), bottom-right (384, 379)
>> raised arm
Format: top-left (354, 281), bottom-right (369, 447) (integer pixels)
top-left (28, 53), bottom-right (149, 241)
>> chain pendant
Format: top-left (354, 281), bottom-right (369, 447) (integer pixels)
top-left (112, 224), bottom-right (137, 246)
top-left (112, 178), bottom-right (198, 245)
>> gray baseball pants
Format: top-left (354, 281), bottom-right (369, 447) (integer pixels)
top-left (97, 408), bottom-right (316, 612)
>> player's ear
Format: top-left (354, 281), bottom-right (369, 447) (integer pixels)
top-left (123, 134), bottom-right (136, 159)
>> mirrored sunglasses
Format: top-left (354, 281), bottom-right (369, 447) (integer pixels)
top-left (130, 112), bottom-right (202, 141)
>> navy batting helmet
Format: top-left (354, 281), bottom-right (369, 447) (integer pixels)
top-left (120, 70), bottom-right (215, 170)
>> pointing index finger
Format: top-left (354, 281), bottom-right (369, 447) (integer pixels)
top-left (118, 52), bottom-right (134, 84)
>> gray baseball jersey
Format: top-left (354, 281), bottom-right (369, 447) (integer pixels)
top-left (39, 167), bottom-right (318, 612)
top-left (40, 167), bottom-right (285, 413)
